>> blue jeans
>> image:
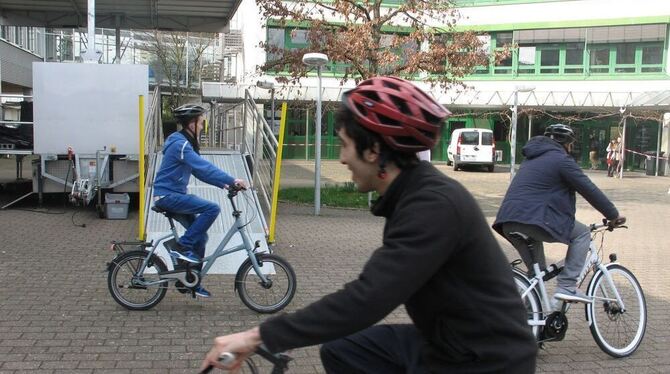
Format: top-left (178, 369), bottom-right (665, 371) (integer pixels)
top-left (154, 193), bottom-right (220, 260)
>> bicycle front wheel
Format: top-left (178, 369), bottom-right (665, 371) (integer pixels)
top-left (512, 269), bottom-right (543, 339)
top-left (235, 253), bottom-right (296, 314)
top-left (586, 264), bottom-right (647, 357)
top-left (107, 250), bottom-right (168, 311)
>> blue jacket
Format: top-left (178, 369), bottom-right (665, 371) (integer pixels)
top-left (493, 136), bottom-right (618, 244)
top-left (153, 131), bottom-right (235, 196)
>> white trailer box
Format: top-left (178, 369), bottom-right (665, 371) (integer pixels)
top-left (33, 63), bottom-right (148, 155)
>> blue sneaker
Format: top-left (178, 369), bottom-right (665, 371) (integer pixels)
top-left (168, 249), bottom-right (200, 264)
top-left (194, 286), bottom-right (211, 298)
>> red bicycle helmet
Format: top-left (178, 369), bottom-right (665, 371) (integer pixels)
top-left (342, 76), bottom-right (451, 152)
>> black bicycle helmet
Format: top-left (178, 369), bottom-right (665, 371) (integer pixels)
top-left (173, 104), bottom-right (206, 124)
top-left (544, 123), bottom-right (576, 145)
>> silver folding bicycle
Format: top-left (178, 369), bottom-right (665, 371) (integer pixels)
top-left (106, 185), bottom-right (296, 313)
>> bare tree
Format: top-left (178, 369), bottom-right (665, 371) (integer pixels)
top-left (139, 31), bottom-right (218, 110)
top-left (257, 0), bottom-right (505, 88)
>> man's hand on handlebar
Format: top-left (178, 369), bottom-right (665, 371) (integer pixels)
top-left (200, 327), bottom-right (261, 373)
top-left (607, 216), bottom-right (626, 229)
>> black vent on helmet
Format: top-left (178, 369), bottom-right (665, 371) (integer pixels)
top-left (391, 96), bottom-right (410, 115)
top-left (382, 79), bottom-right (400, 91)
top-left (421, 109), bottom-right (442, 126)
top-left (377, 113), bottom-right (401, 128)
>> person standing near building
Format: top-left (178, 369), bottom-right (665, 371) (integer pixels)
top-left (615, 136), bottom-right (624, 177)
top-left (201, 76), bottom-right (537, 373)
top-left (606, 138), bottom-right (617, 177)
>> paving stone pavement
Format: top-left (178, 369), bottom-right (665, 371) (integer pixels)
top-left (0, 158), bottom-right (669, 373)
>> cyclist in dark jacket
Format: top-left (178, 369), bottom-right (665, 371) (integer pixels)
top-left (201, 77), bottom-right (537, 373)
top-left (493, 124), bottom-right (624, 306)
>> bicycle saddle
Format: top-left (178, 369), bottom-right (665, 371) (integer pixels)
top-left (508, 231), bottom-right (534, 244)
top-left (151, 206), bottom-right (178, 218)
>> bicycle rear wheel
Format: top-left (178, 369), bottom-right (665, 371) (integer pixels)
top-left (235, 253), bottom-right (296, 314)
top-left (586, 264), bottom-right (647, 357)
top-left (512, 269), bottom-right (543, 339)
top-left (107, 250), bottom-right (168, 310)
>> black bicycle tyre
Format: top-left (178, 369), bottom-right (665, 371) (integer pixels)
top-left (243, 357), bottom-right (259, 374)
top-left (107, 250), bottom-right (168, 311)
top-left (586, 263), bottom-right (647, 357)
top-left (512, 269), bottom-right (543, 339)
top-left (235, 253), bottom-right (297, 314)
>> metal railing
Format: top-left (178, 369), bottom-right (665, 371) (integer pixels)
top-left (242, 90), bottom-right (278, 219)
top-left (142, 86), bottom-right (162, 237)
top-left (210, 90), bottom-right (280, 225)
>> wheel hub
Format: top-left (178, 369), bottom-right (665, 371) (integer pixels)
top-left (260, 278), bottom-right (273, 289)
top-left (541, 312), bottom-right (569, 341)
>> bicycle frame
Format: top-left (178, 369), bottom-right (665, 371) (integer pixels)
top-left (134, 191), bottom-right (270, 287)
top-left (519, 224), bottom-right (626, 322)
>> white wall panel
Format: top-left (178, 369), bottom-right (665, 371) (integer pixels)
top-left (33, 62), bottom-right (148, 155)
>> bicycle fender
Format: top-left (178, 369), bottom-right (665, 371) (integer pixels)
top-left (106, 250), bottom-right (165, 273)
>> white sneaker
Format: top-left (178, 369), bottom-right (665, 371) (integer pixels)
top-left (553, 288), bottom-right (592, 304)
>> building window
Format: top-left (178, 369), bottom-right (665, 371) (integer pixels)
top-left (469, 24), bottom-right (667, 78)
top-left (539, 47), bottom-right (560, 74)
top-left (615, 43), bottom-right (636, 72)
top-left (589, 47), bottom-right (610, 73)
top-left (518, 46), bottom-right (536, 74)
top-left (564, 43), bottom-right (584, 73)
top-left (493, 32), bottom-right (513, 74)
top-left (641, 43), bottom-right (663, 72)
top-left (267, 27), bottom-right (284, 63)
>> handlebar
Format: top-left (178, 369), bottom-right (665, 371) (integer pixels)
top-left (226, 183), bottom-right (247, 199)
top-left (199, 345), bottom-right (291, 374)
top-left (590, 217), bottom-right (627, 232)
top-left (229, 183), bottom-right (247, 193)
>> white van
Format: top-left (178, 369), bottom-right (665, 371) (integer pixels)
top-left (446, 128), bottom-right (496, 172)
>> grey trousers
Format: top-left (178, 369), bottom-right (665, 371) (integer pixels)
top-left (501, 221), bottom-right (591, 291)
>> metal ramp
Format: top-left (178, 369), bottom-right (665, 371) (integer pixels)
top-left (145, 150), bottom-right (269, 274)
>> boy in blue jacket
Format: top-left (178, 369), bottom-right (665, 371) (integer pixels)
top-left (153, 104), bottom-right (246, 298)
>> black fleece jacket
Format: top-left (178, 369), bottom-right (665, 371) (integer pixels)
top-left (260, 161), bottom-right (537, 373)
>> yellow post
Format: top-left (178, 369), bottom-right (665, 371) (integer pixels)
top-left (268, 102), bottom-right (288, 243)
top-left (138, 95), bottom-right (146, 241)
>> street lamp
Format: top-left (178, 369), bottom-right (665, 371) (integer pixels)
top-left (510, 85), bottom-right (535, 180)
top-left (256, 80), bottom-right (276, 133)
top-left (302, 52), bottom-right (329, 216)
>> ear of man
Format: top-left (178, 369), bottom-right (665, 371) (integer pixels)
top-left (363, 142), bottom-right (382, 163)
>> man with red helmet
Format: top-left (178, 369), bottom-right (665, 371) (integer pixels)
top-left (201, 77), bottom-right (537, 373)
